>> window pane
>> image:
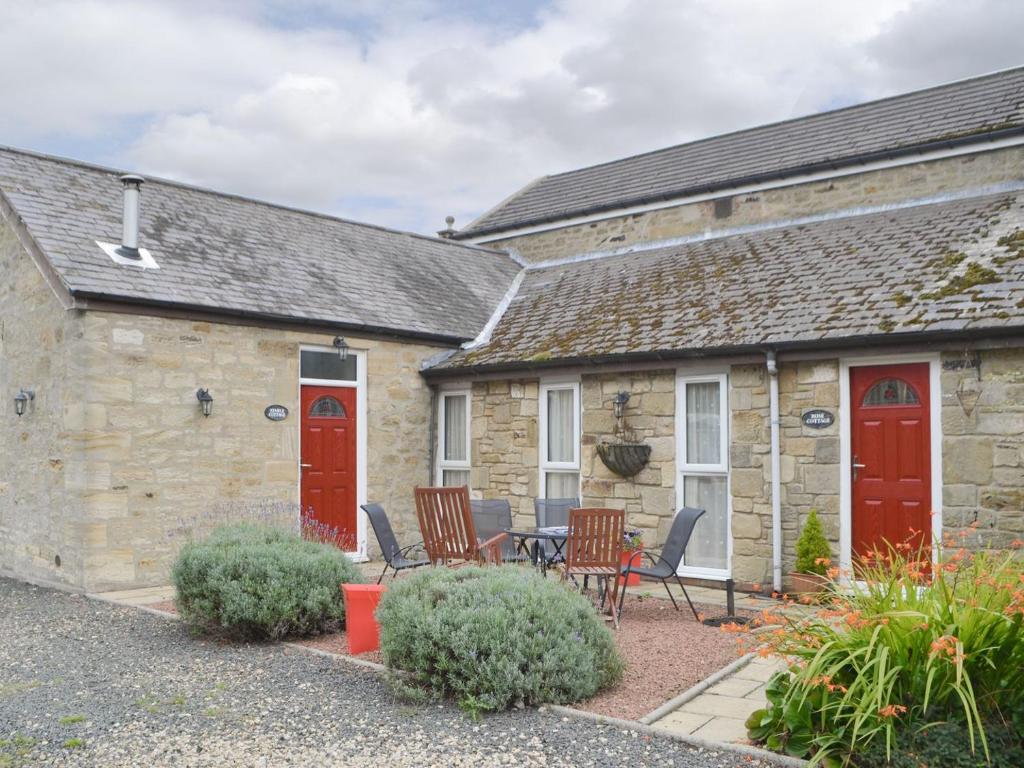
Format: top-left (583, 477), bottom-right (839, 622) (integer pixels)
top-left (442, 470), bottom-right (470, 488)
top-left (862, 378), bottom-right (920, 406)
top-left (301, 350), bottom-right (357, 381)
top-left (686, 382), bottom-right (721, 464)
top-left (547, 389), bottom-right (575, 463)
top-left (683, 475), bottom-right (728, 570)
top-left (309, 396), bottom-right (346, 418)
top-left (443, 395), bottom-right (467, 461)
top-left (546, 471), bottom-right (579, 499)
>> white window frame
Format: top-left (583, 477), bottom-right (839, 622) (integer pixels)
top-left (298, 344), bottom-right (367, 561)
top-left (436, 388), bottom-right (472, 487)
top-left (538, 379), bottom-right (582, 499)
top-left (676, 371), bottom-right (731, 580)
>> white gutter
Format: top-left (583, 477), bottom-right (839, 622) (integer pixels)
top-left (766, 350), bottom-right (782, 593)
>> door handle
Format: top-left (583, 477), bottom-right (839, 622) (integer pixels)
top-left (300, 463), bottom-right (313, 470)
top-left (852, 455), bottom-right (866, 481)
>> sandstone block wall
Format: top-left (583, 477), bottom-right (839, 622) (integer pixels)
top-left (479, 148), bottom-right (1023, 263)
top-left (470, 379), bottom-right (539, 525)
top-left (0, 221), bottom-right (85, 587)
top-left (73, 312), bottom-right (443, 590)
top-left (729, 361), bottom-right (841, 588)
top-left (940, 347), bottom-right (1024, 549)
top-left (579, 371), bottom-right (677, 546)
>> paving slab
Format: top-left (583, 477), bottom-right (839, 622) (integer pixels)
top-left (692, 716), bottom-right (751, 744)
top-left (653, 711), bottom-right (715, 734)
top-left (707, 676), bottom-right (764, 698)
top-left (680, 693), bottom-right (763, 720)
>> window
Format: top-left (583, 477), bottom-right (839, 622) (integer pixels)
top-left (438, 391), bottom-right (471, 487)
top-left (300, 349), bottom-right (357, 381)
top-left (309, 396), bottom-right (346, 418)
top-left (677, 374), bottom-right (729, 574)
top-left (540, 381), bottom-right (580, 499)
top-left (862, 378), bottom-right (920, 406)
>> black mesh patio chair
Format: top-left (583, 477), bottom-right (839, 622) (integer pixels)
top-left (617, 507), bottom-right (706, 621)
top-left (471, 499), bottom-right (530, 564)
top-left (361, 503), bottom-right (430, 584)
top-left (533, 497), bottom-right (579, 563)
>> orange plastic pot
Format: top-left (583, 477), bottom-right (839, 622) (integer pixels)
top-left (341, 583), bottom-right (386, 654)
top-left (619, 549), bottom-right (642, 586)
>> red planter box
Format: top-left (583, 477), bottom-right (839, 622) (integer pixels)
top-left (342, 583), bottom-right (386, 654)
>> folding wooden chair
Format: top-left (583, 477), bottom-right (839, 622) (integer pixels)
top-left (563, 507), bottom-right (625, 628)
top-left (414, 486), bottom-right (507, 566)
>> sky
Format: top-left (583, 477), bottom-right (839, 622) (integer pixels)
top-left (1, 0), bottom-right (1021, 235)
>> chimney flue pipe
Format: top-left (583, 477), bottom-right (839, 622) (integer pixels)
top-left (119, 174), bottom-right (145, 252)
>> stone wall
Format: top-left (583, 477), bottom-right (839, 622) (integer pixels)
top-left (479, 147), bottom-right (1023, 263)
top-left (0, 221), bottom-right (85, 587)
top-left (579, 371), bottom-right (676, 545)
top-left (941, 347), bottom-right (1024, 549)
top-left (470, 379), bottom-right (539, 526)
top-left (72, 311), bottom-right (445, 590)
top-left (728, 361), bottom-right (841, 588)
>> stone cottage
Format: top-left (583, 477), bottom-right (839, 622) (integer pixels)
top-left (2, 67), bottom-right (1024, 592)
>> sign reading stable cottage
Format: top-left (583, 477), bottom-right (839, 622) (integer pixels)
top-left (801, 409), bottom-right (835, 429)
top-left (265, 405), bottom-right (289, 422)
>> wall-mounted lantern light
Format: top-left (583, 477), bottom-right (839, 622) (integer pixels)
top-left (13, 388), bottom-right (34, 417)
top-left (196, 388), bottom-right (214, 418)
top-left (333, 335), bottom-right (349, 362)
top-left (612, 391), bottom-right (630, 421)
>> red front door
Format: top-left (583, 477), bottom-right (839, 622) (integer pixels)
top-left (850, 363), bottom-right (931, 562)
top-left (301, 385), bottom-right (357, 550)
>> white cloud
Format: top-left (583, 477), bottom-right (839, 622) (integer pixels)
top-left (0, 0), bottom-right (1019, 233)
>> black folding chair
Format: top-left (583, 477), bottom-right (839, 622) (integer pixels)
top-left (532, 497), bottom-right (579, 566)
top-left (361, 503), bottom-right (430, 584)
top-left (618, 507), bottom-right (706, 621)
top-left (471, 499), bottom-right (530, 564)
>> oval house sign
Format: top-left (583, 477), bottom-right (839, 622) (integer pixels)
top-left (265, 405), bottom-right (289, 422)
top-left (802, 409), bottom-right (835, 429)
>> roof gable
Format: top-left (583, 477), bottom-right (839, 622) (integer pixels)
top-left (0, 147), bottom-right (521, 342)
top-left (458, 67), bottom-right (1024, 239)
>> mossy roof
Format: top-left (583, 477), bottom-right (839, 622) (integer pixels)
top-left (431, 188), bottom-right (1024, 373)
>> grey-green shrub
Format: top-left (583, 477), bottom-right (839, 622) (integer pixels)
top-left (377, 566), bottom-right (623, 713)
top-left (172, 524), bottom-right (365, 640)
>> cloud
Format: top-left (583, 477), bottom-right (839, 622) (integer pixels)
top-left (0, 0), bottom-right (1019, 234)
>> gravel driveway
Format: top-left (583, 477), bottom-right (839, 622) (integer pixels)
top-left (0, 578), bottom-right (771, 767)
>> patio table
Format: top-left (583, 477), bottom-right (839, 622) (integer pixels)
top-left (504, 526), bottom-right (641, 577)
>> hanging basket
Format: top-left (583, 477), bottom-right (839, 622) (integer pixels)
top-left (596, 442), bottom-right (651, 478)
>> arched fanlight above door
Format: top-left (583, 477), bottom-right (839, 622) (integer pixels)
top-left (309, 395), bottom-right (347, 418)
top-left (862, 378), bottom-right (920, 406)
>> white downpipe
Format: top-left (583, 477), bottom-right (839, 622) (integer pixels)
top-left (766, 351), bottom-right (782, 593)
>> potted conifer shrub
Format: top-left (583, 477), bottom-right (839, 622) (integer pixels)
top-left (789, 509), bottom-right (832, 596)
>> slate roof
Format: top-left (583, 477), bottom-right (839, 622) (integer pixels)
top-left (0, 147), bottom-right (521, 342)
top-left (457, 67), bottom-right (1024, 239)
top-left (429, 188), bottom-right (1024, 373)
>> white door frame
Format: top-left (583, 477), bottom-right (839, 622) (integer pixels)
top-left (838, 353), bottom-right (943, 577)
top-left (298, 345), bottom-right (368, 561)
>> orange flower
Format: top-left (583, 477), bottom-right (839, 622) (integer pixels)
top-left (878, 704), bottom-right (907, 718)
